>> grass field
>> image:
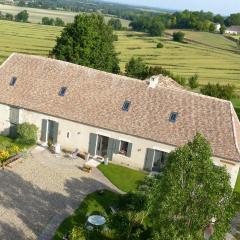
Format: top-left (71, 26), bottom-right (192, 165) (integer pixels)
top-left (0, 20), bottom-right (240, 88)
top-left (0, 20), bottom-right (62, 62)
top-left (116, 30), bottom-right (240, 87)
top-left (0, 3), bottom-right (130, 27)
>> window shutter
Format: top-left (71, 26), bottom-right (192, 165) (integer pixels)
top-left (40, 119), bottom-right (48, 142)
top-left (144, 148), bottom-right (155, 171)
top-left (9, 107), bottom-right (19, 124)
top-left (114, 139), bottom-right (120, 154)
top-left (126, 142), bottom-right (132, 157)
top-left (52, 121), bottom-right (59, 144)
top-left (107, 138), bottom-right (115, 160)
top-left (88, 133), bottom-right (97, 156)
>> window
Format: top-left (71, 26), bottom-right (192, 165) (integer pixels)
top-left (119, 140), bottom-right (129, 156)
top-left (67, 131), bottom-right (70, 139)
top-left (10, 77), bottom-right (17, 86)
top-left (122, 100), bottom-right (131, 112)
top-left (169, 112), bottom-right (178, 123)
top-left (59, 87), bottom-right (67, 96)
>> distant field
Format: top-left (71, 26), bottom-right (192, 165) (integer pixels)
top-left (0, 4), bottom-right (130, 27)
top-left (116, 30), bottom-right (240, 87)
top-left (0, 20), bottom-right (240, 89)
top-left (0, 20), bottom-right (61, 62)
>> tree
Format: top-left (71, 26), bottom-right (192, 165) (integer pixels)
top-left (55, 17), bottom-right (65, 26)
top-left (5, 13), bottom-right (13, 21)
top-left (148, 18), bottom-right (165, 36)
top-left (147, 133), bottom-right (235, 240)
top-left (200, 83), bottom-right (235, 100)
top-left (52, 13), bottom-right (120, 74)
top-left (15, 10), bottom-right (29, 22)
top-left (209, 23), bottom-right (216, 32)
top-left (173, 31), bottom-right (185, 42)
top-left (225, 13), bottom-right (240, 26)
top-left (188, 74), bottom-right (199, 89)
top-left (220, 24), bottom-right (226, 34)
top-left (156, 42), bottom-right (164, 48)
top-left (42, 17), bottom-right (54, 25)
top-left (125, 57), bottom-right (149, 80)
top-left (108, 18), bottom-right (122, 30)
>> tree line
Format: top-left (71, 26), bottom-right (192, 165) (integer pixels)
top-left (129, 10), bottom-right (237, 36)
top-left (0, 10), bottom-right (29, 22)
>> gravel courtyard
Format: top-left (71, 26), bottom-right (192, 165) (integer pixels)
top-left (0, 147), bottom-right (119, 240)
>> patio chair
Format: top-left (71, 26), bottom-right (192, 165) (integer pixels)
top-left (69, 148), bottom-right (79, 159)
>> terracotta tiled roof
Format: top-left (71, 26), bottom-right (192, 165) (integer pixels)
top-left (1, 53), bottom-right (240, 162)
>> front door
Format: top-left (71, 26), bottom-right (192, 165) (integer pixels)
top-left (97, 135), bottom-right (109, 157)
top-left (40, 119), bottom-right (59, 144)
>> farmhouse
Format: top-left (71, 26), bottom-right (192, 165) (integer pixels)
top-left (225, 25), bottom-right (240, 35)
top-left (0, 53), bottom-right (240, 187)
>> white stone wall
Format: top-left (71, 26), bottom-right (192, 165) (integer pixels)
top-left (0, 104), bottom-right (237, 187)
top-left (213, 157), bottom-right (240, 188)
top-left (0, 103), bottom-right (10, 135)
top-left (19, 108), bottom-right (175, 170)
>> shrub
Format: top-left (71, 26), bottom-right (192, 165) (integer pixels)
top-left (17, 123), bottom-right (38, 144)
top-left (188, 74), bottom-right (199, 89)
top-left (173, 31), bottom-right (185, 42)
top-left (200, 83), bottom-right (235, 100)
top-left (8, 145), bottom-right (20, 155)
top-left (156, 42), bottom-right (164, 48)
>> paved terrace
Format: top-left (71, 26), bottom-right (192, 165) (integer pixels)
top-left (0, 147), bottom-right (120, 240)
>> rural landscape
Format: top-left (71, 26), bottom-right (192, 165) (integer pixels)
top-left (0, 0), bottom-right (240, 239)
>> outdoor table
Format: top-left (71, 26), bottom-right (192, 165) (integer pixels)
top-left (87, 215), bottom-right (106, 226)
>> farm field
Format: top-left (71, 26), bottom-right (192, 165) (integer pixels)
top-left (0, 20), bottom-right (240, 88)
top-left (116, 30), bottom-right (240, 87)
top-left (0, 4), bottom-right (130, 26)
top-left (0, 20), bottom-right (62, 62)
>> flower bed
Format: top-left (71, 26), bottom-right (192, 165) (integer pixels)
top-left (0, 136), bottom-right (22, 168)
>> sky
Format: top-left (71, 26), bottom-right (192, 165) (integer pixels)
top-left (107, 0), bottom-right (240, 15)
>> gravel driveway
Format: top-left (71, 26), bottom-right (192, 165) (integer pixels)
top-left (0, 147), bottom-right (120, 240)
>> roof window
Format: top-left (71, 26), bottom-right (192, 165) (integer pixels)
top-left (10, 76), bottom-right (17, 86)
top-left (169, 112), bottom-right (178, 123)
top-left (122, 100), bottom-right (131, 112)
top-left (59, 87), bottom-right (67, 96)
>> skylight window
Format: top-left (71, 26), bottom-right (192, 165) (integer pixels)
top-left (169, 112), bottom-right (178, 123)
top-left (10, 77), bottom-right (17, 86)
top-left (122, 100), bottom-right (131, 112)
top-left (59, 87), bottom-right (67, 96)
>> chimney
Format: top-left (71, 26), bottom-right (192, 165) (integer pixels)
top-left (148, 76), bottom-right (159, 89)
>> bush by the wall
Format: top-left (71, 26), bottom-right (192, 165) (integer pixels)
top-left (17, 123), bottom-right (38, 144)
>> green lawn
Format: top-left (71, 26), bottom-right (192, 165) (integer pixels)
top-left (98, 163), bottom-right (147, 192)
top-left (54, 190), bottom-right (120, 240)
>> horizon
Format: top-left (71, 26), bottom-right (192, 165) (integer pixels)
top-left (105, 0), bottom-right (240, 15)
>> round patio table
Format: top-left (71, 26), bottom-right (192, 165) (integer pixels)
top-left (87, 215), bottom-right (106, 226)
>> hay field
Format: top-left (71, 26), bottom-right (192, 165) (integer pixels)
top-left (0, 4), bottom-right (130, 26)
top-left (0, 20), bottom-right (240, 88)
top-left (116, 30), bottom-right (240, 87)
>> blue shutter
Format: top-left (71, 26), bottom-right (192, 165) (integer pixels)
top-left (144, 148), bottom-right (155, 171)
top-left (88, 133), bottom-right (97, 156)
top-left (114, 140), bottom-right (120, 154)
top-left (52, 121), bottom-right (59, 144)
top-left (107, 138), bottom-right (115, 160)
top-left (127, 142), bottom-right (132, 157)
top-left (40, 119), bottom-right (48, 142)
